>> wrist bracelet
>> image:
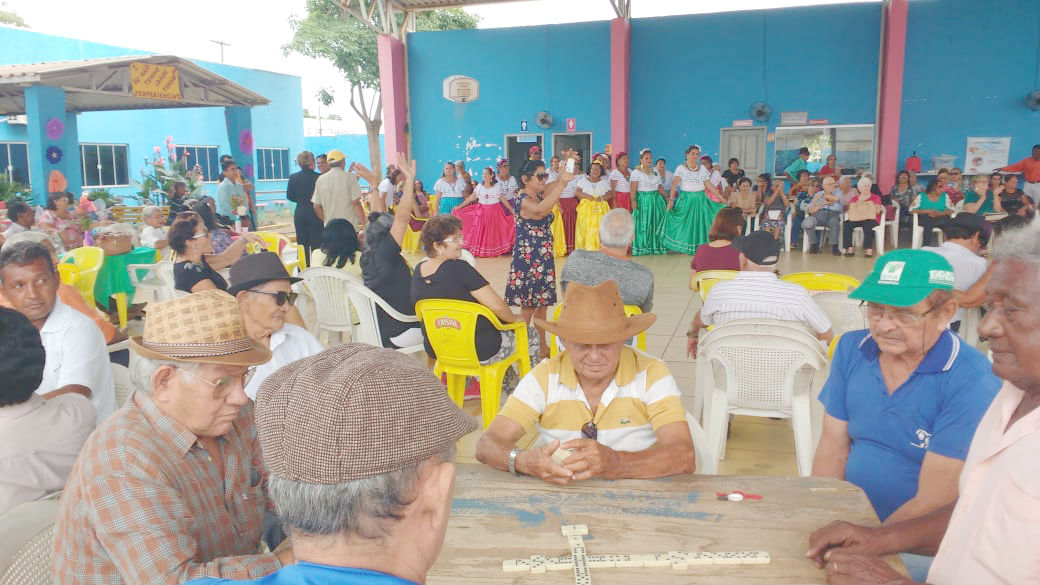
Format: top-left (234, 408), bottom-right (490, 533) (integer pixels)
top-left (686, 329), bottom-right (699, 339)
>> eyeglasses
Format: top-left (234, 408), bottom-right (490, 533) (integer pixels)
top-left (176, 366), bottom-right (256, 395)
top-left (192, 230), bottom-right (210, 240)
top-left (860, 301), bottom-right (938, 325)
top-left (581, 420), bottom-right (598, 441)
top-left (248, 290), bottom-right (298, 306)
top-left (536, 173), bottom-right (549, 180)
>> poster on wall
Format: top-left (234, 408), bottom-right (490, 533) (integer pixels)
top-left (964, 137), bottom-right (1011, 174)
top-left (130, 62), bottom-right (182, 100)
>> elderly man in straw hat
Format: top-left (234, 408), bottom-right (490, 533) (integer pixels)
top-left (188, 344), bottom-right (479, 585)
top-left (53, 290), bottom-right (294, 584)
top-left (476, 281), bottom-right (695, 484)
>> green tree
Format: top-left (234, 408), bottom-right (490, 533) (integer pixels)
top-left (0, 1), bottom-right (28, 27)
top-left (284, 0), bottom-right (478, 170)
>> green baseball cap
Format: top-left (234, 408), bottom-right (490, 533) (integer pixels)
top-left (849, 249), bottom-right (955, 307)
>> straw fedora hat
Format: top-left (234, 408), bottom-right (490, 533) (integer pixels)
top-left (130, 289), bottom-right (272, 366)
top-left (534, 281), bottom-right (656, 345)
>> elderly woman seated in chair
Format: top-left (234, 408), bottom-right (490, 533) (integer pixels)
top-left (475, 281), bottom-right (695, 484)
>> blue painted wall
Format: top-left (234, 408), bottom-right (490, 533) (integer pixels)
top-left (0, 27), bottom-right (304, 204)
top-left (630, 3), bottom-right (881, 167)
top-left (899, 0), bottom-right (1040, 170)
top-left (408, 21), bottom-right (611, 187)
top-left (304, 134), bottom-right (385, 170)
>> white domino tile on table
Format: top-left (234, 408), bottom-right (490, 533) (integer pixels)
top-left (530, 554), bottom-right (547, 574)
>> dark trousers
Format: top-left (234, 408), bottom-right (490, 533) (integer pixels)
top-left (919, 215), bottom-right (949, 247)
top-left (843, 220), bottom-right (878, 250)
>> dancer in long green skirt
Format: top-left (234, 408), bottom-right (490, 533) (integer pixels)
top-left (664, 145), bottom-right (726, 254)
top-left (630, 148), bottom-right (668, 256)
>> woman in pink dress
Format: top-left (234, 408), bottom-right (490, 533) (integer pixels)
top-left (452, 167), bottom-right (516, 257)
top-left (37, 192), bottom-right (83, 252)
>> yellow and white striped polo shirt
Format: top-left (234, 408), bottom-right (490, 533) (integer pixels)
top-left (498, 347), bottom-right (686, 452)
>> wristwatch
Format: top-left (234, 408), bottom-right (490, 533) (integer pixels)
top-left (508, 447), bottom-right (522, 476)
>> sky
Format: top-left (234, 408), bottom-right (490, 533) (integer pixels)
top-left (6, 0), bottom-right (876, 134)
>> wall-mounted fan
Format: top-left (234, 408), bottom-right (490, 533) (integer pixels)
top-left (535, 111), bottom-right (554, 129)
top-left (749, 101), bottom-right (772, 123)
top-left (1026, 90), bottom-right (1040, 111)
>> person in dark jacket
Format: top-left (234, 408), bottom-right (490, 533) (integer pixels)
top-left (286, 151), bottom-right (323, 266)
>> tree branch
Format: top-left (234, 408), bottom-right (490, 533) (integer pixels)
top-left (348, 84), bottom-right (369, 122)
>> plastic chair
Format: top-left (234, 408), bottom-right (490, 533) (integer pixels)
top-left (695, 319), bottom-right (829, 476)
top-left (802, 213), bottom-right (844, 253)
top-left (690, 270), bottom-right (739, 302)
top-left (911, 212), bottom-right (949, 249)
top-left (827, 332), bottom-right (843, 360)
top-left (415, 298), bottom-right (533, 428)
top-left (295, 244), bottom-right (309, 271)
top-left (127, 261), bottom-right (174, 306)
top-left (60, 246), bottom-right (104, 308)
top-left (547, 303), bottom-right (648, 357)
top-left (57, 263), bottom-right (78, 286)
top-left (111, 363), bottom-right (132, 407)
top-left (813, 291), bottom-right (869, 335)
top-left (844, 211), bottom-right (887, 255)
top-left (686, 411), bottom-right (717, 475)
top-left (780, 272), bottom-right (861, 293)
top-left (0, 497), bottom-right (60, 585)
top-left (299, 267), bottom-right (359, 345)
top-left (341, 277), bottom-right (423, 356)
top-left (251, 231), bottom-right (298, 274)
top-left (960, 307), bottom-right (982, 347)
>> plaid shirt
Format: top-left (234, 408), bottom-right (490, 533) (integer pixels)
top-left (52, 390), bottom-right (281, 584)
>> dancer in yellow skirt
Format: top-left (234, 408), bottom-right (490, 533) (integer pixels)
top-left (574, 159), bottom-right (614, 250)
top-left (550, 204), bottom-right (567, 257)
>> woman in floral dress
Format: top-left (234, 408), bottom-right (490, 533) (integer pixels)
top-left (505, 156), bottom-right (575, 358)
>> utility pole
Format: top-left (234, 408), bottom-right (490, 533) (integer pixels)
top-left (209, 39), bottom-right (231, 63)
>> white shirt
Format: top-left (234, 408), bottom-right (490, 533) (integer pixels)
top-left (709, 168), bottom-right (726, 189)
top-left (434, 177), bottom-right (466, 200)
top-left (475, 183), bottom-right (502, 205)
top-left (655, 169), bottom-right (674, 192)
top-left (674, 164), bottom-right (710, 192)
top-left (630, 168), bottom-right (660, 192)
top-left (701, 272), bottom-right (832, 334)
top-left (560, 174), bottom-right (585, 199)
top-left (923, 241), bottom-right (989, 323)
top-left (609, 168), bottom-right (631, 193)
top-left (3, 222), bottom-right (28, 238)
top-left (378, 177), bottom-right (395, 207)
top-left (497, 175), bottom-right (519, 202)
top-left (577, 176), bottom-right (610, 199)
top-left (547, 170), bottom-right (560, 184)
top-left (245, 323), bottom-right (324, 400)
top-left (37, 299), bottom-right (116, 421)
top-left (141, 226), bottom-right (169, 260)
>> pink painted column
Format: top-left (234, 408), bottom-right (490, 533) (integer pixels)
top-left (378, 34), bottom-right (408, 165)
top-left (610, 17), bottom-right (630, 159)
top-left (876, 0), bottom-right (908, 192)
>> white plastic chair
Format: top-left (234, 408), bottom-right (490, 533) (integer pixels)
top-left (802, 212), bottom-right (844, 253)
top-left (686, 411), bottom-right (717, 475)
top-left (882, 205), bottom-right (900, 252)
top-left (813, 291), bottom-right (869, 335)
top-left (911, 212), bottom-right (953, 249)
top-left (127, 261), bottom-right (174, 305)
top-left (299, 267), bottom-right (358, 345)
top-left (695, 319), bottom-right (829, 477)
top-left (782, 206), bottom-right (796, 251)
top-left (0, 497), bottom-right (60, 585)
top-left (111, 363), bottom-right (132, 407)
top-left (844, 211), bottom-right (887, 255)
top-left (341, 278), bottom-right (423, 356)
top-left (959, 306), bottom-right (982, 347)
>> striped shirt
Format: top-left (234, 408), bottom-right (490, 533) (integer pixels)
top-left (498, 348), bottom-right (686, 452)
top-left (608, 168), bottom-right (631, 193)
top-left (701, 272), bottom-right (832, 334)
top-left (52, 391), bottom-right (280, 584)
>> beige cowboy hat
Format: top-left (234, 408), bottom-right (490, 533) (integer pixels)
top-left (535, 280), bottom-right (656, 345)
top-left (130, 289), bottom-right (272, 366)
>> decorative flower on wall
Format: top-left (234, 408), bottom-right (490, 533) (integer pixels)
top-left (243, 163), bottom-right (254, 179)
top-left (45, 117), bottom-right (64, 140)
top-left (45, 146), bottom-right (63, 164)
top-left (238, 129), bottom-right (254, 154)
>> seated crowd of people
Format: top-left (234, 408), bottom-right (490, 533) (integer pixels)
top-left (0, 145), bottom-right (1037, 585)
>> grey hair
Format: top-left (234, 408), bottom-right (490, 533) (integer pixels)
top-left (599, 208), bottom-right (635, 248)
top-left (142, 205), bottom-right (162, 219)
top-left (0, 242), bottom-right (54, 280)
top-left (857, 176), bottom-right (873, 192)
top-left (2, 231), bottom-right (49, 251)
top-left (991, 219), bottom-right (1040, 273)
top-left (130, 355), bottom-right (197, 393)
top-left (268, 444), bottom-right (456, 541)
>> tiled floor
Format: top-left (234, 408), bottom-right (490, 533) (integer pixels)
top-left (445, 246), bottom-right (880, 475)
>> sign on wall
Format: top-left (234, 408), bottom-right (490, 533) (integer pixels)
top-left (130, 62), bottom-right (182, 100)
top-left (779, 111), bottom-right (808, 126)
top-left (964, 137), bottom-right (1011, 174)
top-left (443, 75), bottom-right (479, 103)
top-left (566, 117), bottom-right (577, 132)
top-left (732, 119), bottom-right (753, 127)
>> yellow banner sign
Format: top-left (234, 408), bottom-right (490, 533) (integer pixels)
top-left (130, 62), bottom-right (182, 101)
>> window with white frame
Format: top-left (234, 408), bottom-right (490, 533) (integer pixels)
top-left (256, 147), bottom-right (290, 180)
top-left (80, 144), bottom-right (129, 187)
top-left (0, 142), bottom-right (30, 186)
top-left (174, 145), bottom-right (221, 182)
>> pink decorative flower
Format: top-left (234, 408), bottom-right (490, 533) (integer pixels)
top-left (238, 129), bottom-right (254, 154)
top-left (170, 153), bottom-right (177, 162)
top-left (243, 163), bottom-right (254, 179)
top-left (165, 135), bottom-right (173, 144)
top-left (154, 146), bottom-right (161, 154)
top-left (45, 117), bottom-right (64, 140)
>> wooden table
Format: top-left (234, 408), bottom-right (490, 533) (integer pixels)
top-left (430, 464), bottom-right (899, 584)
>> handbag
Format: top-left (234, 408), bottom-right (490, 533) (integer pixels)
top-left (848, 199), bottom-right (877, 222)
top-left (95, 232), bottom-right (133, 256)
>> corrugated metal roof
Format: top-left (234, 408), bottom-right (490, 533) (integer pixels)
top-left (0, 55), bottom-right (270, 116)
top-left (390, 0), bottom-right (529, 11)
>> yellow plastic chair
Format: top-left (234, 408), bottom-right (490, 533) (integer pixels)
top-left (690, 270), bottom-right (739, 302)
top-left (295, 244), bottom-right (309, 271)
top-left (415, 299), bottom-right (533, 428)
top-left (251, 231), bottom-right (298, 274)
top-left (57, 263), bottom-right (79, 286)
top-left (780, 272), bottom-right (861, 293)
top-left (60, 246), bottom-right (104, 308)
top-left (547, 303), bottom-right (647, 357)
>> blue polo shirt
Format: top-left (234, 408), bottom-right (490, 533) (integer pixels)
top-left (187, 563), bottom-right (419, 585)
top-left (819, 329), bottom-right (999, 521)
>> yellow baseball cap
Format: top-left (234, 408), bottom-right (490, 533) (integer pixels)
top-left (326, 149), bottom-right (347, 164)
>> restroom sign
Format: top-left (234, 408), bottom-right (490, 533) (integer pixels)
top-left (520, 120), bottom-right (528, 132)
top-left (566, 117), bottom-right (576, 131)
top-left (442, 75), bottom-right (479, 103)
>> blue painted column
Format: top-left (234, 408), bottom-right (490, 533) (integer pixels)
top-left (224, 105), bottom-right (257, 227)
top-left (24, 85), bottom-right (82, 205)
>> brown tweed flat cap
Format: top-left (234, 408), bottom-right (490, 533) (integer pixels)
top-left (254, 343), bottom-right (478, 483)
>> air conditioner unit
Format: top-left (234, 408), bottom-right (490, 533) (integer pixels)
top-left (4, 115), bottom-right (27, 125)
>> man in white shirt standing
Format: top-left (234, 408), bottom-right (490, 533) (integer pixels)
top-left (140, 205), bottom-right (170, 260)
top-left (228, 252), bottom-right (324, 399)
top-left (923, 213), bottom-right (989, 334)
top-left (0, 242), bottom-right (115, 420)
top-left (686, 231), bottom-right (834, 355)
